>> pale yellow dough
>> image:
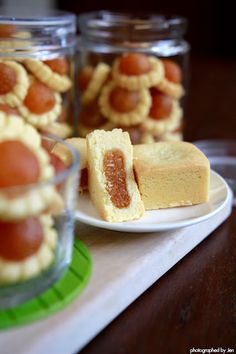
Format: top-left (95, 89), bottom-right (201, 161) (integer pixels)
top-left (0, 215), bottom-right (58, 284)
top-left (24, 58), bottom-right (72, 92)
top-left (0, 60), bottom-right (29, 107)
top-left (156, 77), bottom-right (185, 99)
top-left (112, 56), bottom-right (164, 90)
top-left (161, 131), bottom-right (183, 142)
top-left (42, 122), bottom-right (73, 139)
top-left (141, 131), bottom-right (183, 144)
top-left (81, 63), bottom-right (110, 105)
top-left (78, 120), bottom-right (116, 138)
top-left (0, 113), bottom-right (63, 220)
top-left (53, 137), bottom-right (87, 170)
top-left (141, 100), bottom-right (183, 136)
top-left (18, 90), bottom-right (62, 128)
top-left (99, 81), bottom-right (151, 126)
top-left (87, 129), bottom-right (144, 222)
top-left (133, 142), bottom-right (210, 210)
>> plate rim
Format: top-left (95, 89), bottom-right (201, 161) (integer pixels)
top-left (75, 170), bottom-right (232, 233)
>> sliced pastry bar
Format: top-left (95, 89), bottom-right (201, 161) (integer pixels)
top-left (87, 129), bottom-right (144, 222)
top-left (0, 214), bottom-right (58, 284)
top-left (133, 141), bottom-right (210, 210)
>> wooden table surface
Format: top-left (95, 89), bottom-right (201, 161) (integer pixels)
top-left (79, 55), bottom-right (236, 354)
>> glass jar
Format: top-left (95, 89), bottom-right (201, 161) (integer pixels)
top-left (0, 134), bottom-right (80, 309)
top-left (76, 11), bottom-right (189, 144)
top-left (0, 7), bottom-right (76, 139)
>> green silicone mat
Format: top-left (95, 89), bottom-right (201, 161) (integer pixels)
top-left (0, 238), bottom-right (92, 330)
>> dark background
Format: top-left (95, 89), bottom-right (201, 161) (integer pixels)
top-left (58, 0), bottom-right (236, 141)
top-left (58, 0), bottom-right (236, 58)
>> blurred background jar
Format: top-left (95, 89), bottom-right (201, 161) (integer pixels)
top-left (0, 7), bottom-right (76, 139)
top-left (76, 11), bottom-right (189, 144)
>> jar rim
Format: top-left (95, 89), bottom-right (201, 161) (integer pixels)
top-left (78, 11), bottom-right (187, 42)
top-left (0, 7), bottom-right (75, 26)
top-left (0, 7), bottom-right (76, 58)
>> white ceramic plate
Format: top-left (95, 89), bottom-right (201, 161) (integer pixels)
top-left (75, 171), bottom-right (232, 233)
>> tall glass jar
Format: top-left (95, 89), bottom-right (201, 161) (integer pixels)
top-left (0, 132), bottom-right (80, 309)
top-left (76, 12), bottom-right (189, 144)
top-left (0, 8), bottom-right (76, 139)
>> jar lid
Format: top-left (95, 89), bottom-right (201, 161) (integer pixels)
top-left (0, 7), bottom-right (76, 59)
top-left (194, 139), bottom-right (236, 206)
top-left (78, 11), bottom-right (188, 43)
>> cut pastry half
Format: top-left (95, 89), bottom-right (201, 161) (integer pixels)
top-left (87, 129), bottom-right (144, 222)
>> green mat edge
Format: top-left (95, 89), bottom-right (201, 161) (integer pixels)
top-left (0, 238), bottom-right (92, 330)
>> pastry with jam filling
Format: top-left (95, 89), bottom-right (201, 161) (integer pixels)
top-left (112, 53), bottom-right (164, 90)
top-left (87, 129), bottom-right (144, 222)
top-left (0, 112), bottom-right (63, 220)
top-left (99, 81), bottom-right (151, 126)
top-left (0, 60), bottom-right (29, 107)
top-left (0, 214), bottom-right (57, 284)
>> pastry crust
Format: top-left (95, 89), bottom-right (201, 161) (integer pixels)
top-left (141, 100), bottom-right (183, 136)
top-left (24, 58), bottom-right (72, 93)
top-left (0, 215), bottom-right (58, 284)
top-left (87, 129), bottom-right (144, 222)
top-left (133, 142), bottom-right (210, 210)
top-left (41, 121), bottom-right (73, 139)
top-left (99, 81), bottom-right (151, 126)
top-left (0, 60), bottom-right (29, 107)
top-left (53, 137), bottom-right (87, 170)
top-left (140, 130), bottom-right (183, 144)
top-left (0, 113), bottom-right (63, 220)
top-left (81, 63), bottom-right (110, 105)
top-left (140, 132), bottom-right (155, 144)
top-left (160, 131), bottom-right (183, 142)
top-left (78, 120), bottom-right (116, 138)
top-left (156, 77), bottom-right (185, 99)
top-left (112, 56), bottom-right (164, 90)
top-left (18, 90), bottom-right (62, 128)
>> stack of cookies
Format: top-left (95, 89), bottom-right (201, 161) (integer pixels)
top-left (78, 53), bottom-right (185, 144)
top-left (0, 112), bottom-right (64, 284)
top-left (0, 48), bottom-right (73, 139)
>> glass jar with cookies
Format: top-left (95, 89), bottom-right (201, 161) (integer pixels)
top-left (0, 8), bottom-right (76, 139)
top-left (76, 12), bottom-right (189, 144)
top-left (0, 112), bottom-right (80, 309)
